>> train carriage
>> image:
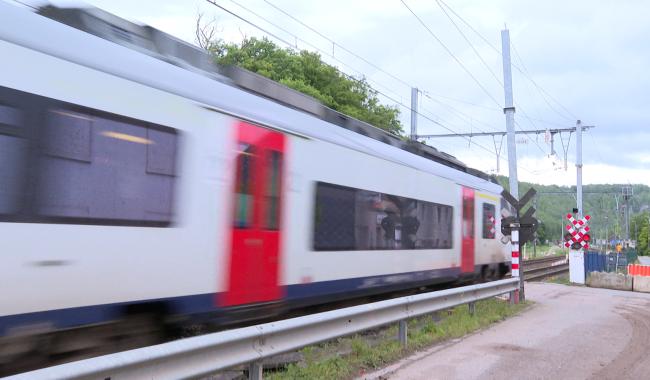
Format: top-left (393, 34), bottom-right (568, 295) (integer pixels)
top-left (0, 2), bottom-right (510, 371)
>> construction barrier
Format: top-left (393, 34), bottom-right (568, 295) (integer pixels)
top-left (628, 264), bottom-right (650, 277)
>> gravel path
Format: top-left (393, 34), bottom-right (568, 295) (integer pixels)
top-left (362, 282), bottom-right (650, 380)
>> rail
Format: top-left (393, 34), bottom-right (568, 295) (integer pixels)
top-left (6, 278), bottom-right (520, 380)
top-left (525, 263), bottom-right (570, 280)
top-left (522, 255), bottom-right (569, 280)
top-left (523, 255), bottom-right (567, 266)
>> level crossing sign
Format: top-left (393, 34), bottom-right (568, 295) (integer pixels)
top-left (564, 214), bottom-right (591, 249)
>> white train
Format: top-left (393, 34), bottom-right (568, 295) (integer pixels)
top-left (0, 2), bottom-right (510, 369)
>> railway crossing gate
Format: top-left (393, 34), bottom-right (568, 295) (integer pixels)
top-left (501, 188), bottom-right (539, 302)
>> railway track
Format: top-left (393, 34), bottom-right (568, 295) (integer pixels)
top-left (522, 255), bottom-right (569, 280)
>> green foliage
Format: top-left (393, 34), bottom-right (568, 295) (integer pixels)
top-left (497, 176), bottom-right (650, 246)
top-left (206, 37), bottom-right (402, 135)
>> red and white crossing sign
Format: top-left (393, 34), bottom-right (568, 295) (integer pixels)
top-left (564, 214), bottom-right (591, 249)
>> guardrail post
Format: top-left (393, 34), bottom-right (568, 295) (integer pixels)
top-left (248, 361), bottom-right (263, 380)
top-left (509, 290), bottom-right (516, 305)
top-left (468, 301), bottom-right (476, 316)
top-left (398, 320), bottom-right (408, 347)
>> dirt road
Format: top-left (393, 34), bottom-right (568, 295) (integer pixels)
top-left (363, 282), bottom-right (650, 380)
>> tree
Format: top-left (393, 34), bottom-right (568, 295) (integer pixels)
top-left (195, 24), bottom-right (402, 135)
top-left (632, 212), bottom-right (649, 255)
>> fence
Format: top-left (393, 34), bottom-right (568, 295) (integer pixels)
top-left (6, 278), bottom-right (520, 380)
top-left (585, 251), bottom-right (640, 274)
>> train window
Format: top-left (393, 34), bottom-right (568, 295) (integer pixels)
top-left (313, 182), bottom-right (453, 251)
top-left (265, 150), bottom-right (282, 230)
top-left (482, 203), bottom-right (496, 239)
top-left (0, 104), bottom-right (27, 215)
top-left (34, 109), bottom-right (177, 225)
top-left (0, 85), bottom-right (179, 227)
top-left (233, 143), bottom-right (255, 228)
top-left (313, 183), bottom-right (356, 250)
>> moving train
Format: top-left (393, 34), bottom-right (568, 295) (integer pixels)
top-left (0, 2), bottom-right (510, 370)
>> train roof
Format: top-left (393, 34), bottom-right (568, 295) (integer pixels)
top-left (0, 2), bottom-right (502, 194)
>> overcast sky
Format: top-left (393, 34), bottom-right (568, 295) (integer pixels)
top-left (33, 0), bottom-right (650, 186)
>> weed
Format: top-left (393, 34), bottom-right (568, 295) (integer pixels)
top-left (266, 298), bottom-right (528, 380)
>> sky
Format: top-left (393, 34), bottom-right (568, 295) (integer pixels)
top-left (17, 0), bottom-right (650, 186)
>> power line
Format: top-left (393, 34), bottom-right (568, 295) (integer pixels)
top-left (205, 0), bottom-right (539, 175)
top-left (210, 0), bottom-right (406, 104)
top-left (510, 40), bottom-right (575, 122)
top-left (434, 0), bottom-right (503, 87)
top-left (422, 93), bottom-right (500, 133)
top-left (437, 0), bottom-right (577, 122)
top-left (427, 0), bottom-right (547, 156)
top-left (399, 0), bottom-right (502, 108)
top-left (262, 0), bottom-right (413, 89)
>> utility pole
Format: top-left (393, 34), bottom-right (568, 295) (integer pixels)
top-left (501, 28), bottom-right (526, 302)
top-left (576, 120), bottom-right (583, 217)
top-left (410, 87), bottom-right (418, 141)
top-left (533, 194), bottom-right (538, 258)
top-left (622, 185), bottom-right (633, 241)
top-left (501, 29), bottom-right (518, 199)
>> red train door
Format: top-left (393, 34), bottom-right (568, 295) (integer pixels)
top-left (461, 187), bottom-right (475, 273)
top-left (222, 121), bottom-right (285, 306)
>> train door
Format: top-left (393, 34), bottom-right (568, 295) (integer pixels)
top-left (461, 187), bottom-right (475, 273)
top-left (222, 121), bottom-right (285, 306)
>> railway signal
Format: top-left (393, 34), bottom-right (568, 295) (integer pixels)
top-left (565, 210), bottom-right (591, 285)
top-left (564, 214), bottom-right (591, 249)
top-left (500, 187), bottom-right (538, 302)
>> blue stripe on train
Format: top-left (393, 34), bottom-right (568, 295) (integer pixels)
top-left (0, 267), bottom-right (461, 336)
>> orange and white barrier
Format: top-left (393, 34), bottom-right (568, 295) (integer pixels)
top-left (628, 264), bottom-right (650, 277)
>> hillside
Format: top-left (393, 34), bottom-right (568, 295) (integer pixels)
top-left (495, 176), bottom-right (650, 246)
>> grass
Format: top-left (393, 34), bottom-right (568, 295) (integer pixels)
top-left (544, 273), bottom-right (571, 285)
top-left (524, 243), bottom-right (567, 259)
top-left (266, 298), bottom-right (529, 380)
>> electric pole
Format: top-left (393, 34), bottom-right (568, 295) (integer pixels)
top-left (501, 28), bottom-right (526, 302)
top-left (410, 87), bottom-right (418, 141)
top-left (501, 29), bottom-right (518, 199)
top-left (576, 120), bottom-right (583, 217)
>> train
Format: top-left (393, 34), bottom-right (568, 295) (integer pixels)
top-left (0, 2), bottom-right (510, 372)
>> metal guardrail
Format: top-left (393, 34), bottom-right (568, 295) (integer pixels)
top-left (6, 278), bottom-right (519, 380)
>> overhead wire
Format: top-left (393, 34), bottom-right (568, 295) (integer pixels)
top-left (437, 0), bottom-right (577, 122)
top-left (212, 0), bottom-right (407, 103)
top-left (204, 0), bottom-right (539, 175)
top-left (262, 0), bottom-right (413, 89)
top-left (430, 0), bottom-right (547, 156)
top-left (261, 0), bottom-right (514, 142)
top-left (258, 0), bottom-right (525, 171)
top-left (399, 0), bottom-right (503, 109)
top-left (510, 40), bottom-right (576, 122)
top-left (434, 0), bottom-right (503, 87)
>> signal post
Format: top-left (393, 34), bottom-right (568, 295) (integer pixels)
top-left (564, 210), bottom-right (591, 284)
top-left (501, 188), bottom-right (539, 302)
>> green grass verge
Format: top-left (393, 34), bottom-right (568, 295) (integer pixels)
top-left (544, 273), bottom-right (571, 285)
top-left (266, 298), bottom-right (529, 380)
